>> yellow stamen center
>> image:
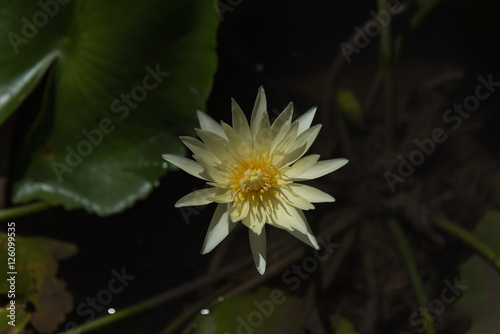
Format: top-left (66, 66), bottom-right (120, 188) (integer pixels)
top-left (229, 158), bottom-right (280, 200)
top-left (240, 166), bottom-right (273, 193)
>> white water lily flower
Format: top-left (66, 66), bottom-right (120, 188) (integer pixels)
top-left (163, 87), bottom-right (348, 275)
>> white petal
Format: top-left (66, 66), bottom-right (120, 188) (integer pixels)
top-left (283, 154), bottom-right (320, 179)
top-left (271, 203), bottom-right (308, 235)
top-left (180, 136), bottom-right (220, 166)
top-left (270, 114), bottom-right (295, 154)
top-left (249, 227), bottom-right (267, 275)
top-left (271, 123), bottom-right (299, 154)
top-left (288, 228), bottom-right (320, 250)
top-left (192, 157), bottom-right (228, 184)
top-left (180, 134), bottom-right (234, 183)
top-left (281, 124), bottom-right (321, 165)
top-left (253, 116), bottom-right (272, 154)
top-left (288, 183), bottom-right (335, 203)
top-left (228, 200), bottom-right (250, 222)
top-left (231, 99), bottom-right (252, 146)
top-left (250, 86), bottom-right (268, 139)
top-left (162, 153), bottom-right (211, 181)
top-left (279, 186), bottom-right (315, 210)
top-left (211, 191), bottom-right (234, 203)
top-left (196, 129), bottom-right (234, 163)
top-left (201, 204), bottom-right (237, 254)
top-left (175, 187), bottom-right (222, 208)
top-left (287, 208), bottom-right (320, 249)
top-left (242, 212), bottom-right (265, 235)
top-left (270, 102), bottom-right (293, 140)
top-left (287, 206), bottom-right (310, 234)
top-left (221, 122), bottom-right (249, 157)
top-left (293, 106), bottom-right (317, 135)
top-left (197, 110), bottom-right (227, 140)
top-left (292, 158), bottom-right (348, 181)
top-left (269, 202), bottom-right (294, 231)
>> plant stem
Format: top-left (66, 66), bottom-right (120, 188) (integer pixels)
top-left (387, 219), bottom-right (436, 334)
top-left (436, 218), bottom-right (500, 273)
top-left (394, 0), bottom-right (443, 62)
top-left (377, 0), bottom-right (396, 147)
top-left (0, 202), bottom-right (52, 222)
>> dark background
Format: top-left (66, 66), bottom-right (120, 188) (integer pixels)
top-left (5, 0), bottom-right (500, 333)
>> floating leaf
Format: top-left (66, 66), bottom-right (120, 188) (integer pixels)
top-left (0, 0), bottom-right (218, 215)
top-left (0, 230), bottom-right (77, 332)
top-left (455, 211), bottom-right (500, 333)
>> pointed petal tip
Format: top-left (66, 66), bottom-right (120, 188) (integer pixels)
top-left (256, 86), bottom-right (267, 100)
top-left (200, 244), bottom-right (214, 256)
top-left (257, 264), bottom-right (266, 275)
top-left (195, 110), bottom-right (205, 124)
top-left (200, 238), bottom-right (216, 255)
top-left (249, 227), bottom-right (267, 275)
top-left (161, 153), bottom-right (175, 162)
top-left (309, 233), bottom-right (320, 250)
top-left (200, 204), bottom-right (235, 255)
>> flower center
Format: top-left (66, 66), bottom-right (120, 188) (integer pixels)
top-left (240, 166), bottom-right (273, 193)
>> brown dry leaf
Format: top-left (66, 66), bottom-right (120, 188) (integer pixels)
top-left (0, 231), bottom-right (77, 332)
top-left (30, 275), bottom-right (73, 332)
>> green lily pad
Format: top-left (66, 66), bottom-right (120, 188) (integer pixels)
top-left (192, 287), bottom-right (295, 334)
top-left (0, 0), bottom-right (218, 215)
top-left (455, 211), bottom-right (500, 333)
top-left (0, 230), bottom-right (77, 332)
